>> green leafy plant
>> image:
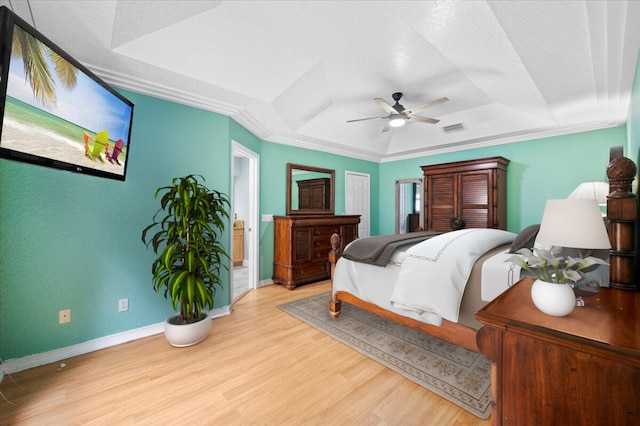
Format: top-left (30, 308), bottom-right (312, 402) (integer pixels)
top-left (142, 175), bottom-right (230, 324)
top-left (506, 248), bottom-right (608, 284)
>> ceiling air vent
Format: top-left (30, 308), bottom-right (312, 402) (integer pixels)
top-left (443, 123), bottom-right (465, 133)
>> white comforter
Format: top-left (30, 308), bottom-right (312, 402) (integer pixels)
top-left (387, 229), bottom-right (516, 324)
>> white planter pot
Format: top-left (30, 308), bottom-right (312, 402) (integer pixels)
top-left (530, 279), bottom-right (576, 317)
top-left (163, 311), bottom-right (212, 347)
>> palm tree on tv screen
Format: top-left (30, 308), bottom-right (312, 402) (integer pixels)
top-left (12, 24), bottom-right (78, 110)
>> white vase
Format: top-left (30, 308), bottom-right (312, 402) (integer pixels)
top-left (530, 279), bottom-right (576, 317)
top-left (163, 311), bottom-right (212, 347)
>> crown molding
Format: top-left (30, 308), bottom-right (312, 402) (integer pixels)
top-left (85, 64), bottom-right (625, 165)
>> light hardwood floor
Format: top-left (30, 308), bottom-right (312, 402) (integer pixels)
top-left (0, 281), bottom-right (491, 425)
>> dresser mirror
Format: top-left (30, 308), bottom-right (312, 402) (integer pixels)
top-left (286, 163), bottom-right (335, 215)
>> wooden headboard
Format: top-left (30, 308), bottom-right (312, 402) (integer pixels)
top-left (606, 151), bottom-right (638, 290)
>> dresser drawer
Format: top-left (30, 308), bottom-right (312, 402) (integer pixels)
top-left (312, 237), bottom-right (332, 252)
top-left (312, 226), bottom-right (340, 238)
top-left (311, 247), bottom-right (330, 261)
top-left (294, 262), bottom-right (329, 279)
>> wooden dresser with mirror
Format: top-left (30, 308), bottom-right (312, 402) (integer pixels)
top-left (273, 164), bottom-right (360, 289)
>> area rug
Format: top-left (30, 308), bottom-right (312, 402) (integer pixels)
top-left (278, 292), bottom-right (491, 419)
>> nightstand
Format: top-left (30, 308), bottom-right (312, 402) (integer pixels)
top-left (475, 277), bottom-right (640, 425)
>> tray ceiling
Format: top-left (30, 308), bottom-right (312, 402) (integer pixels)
top-left (6, 0), bottom-right (640, 162)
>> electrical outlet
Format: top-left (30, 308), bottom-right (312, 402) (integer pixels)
top-left (118, 298), bottom-right (128, 312)
top-left (59, 309), bottom-right (71, 324)
top-left (262, 214), bottom-right (273, 222)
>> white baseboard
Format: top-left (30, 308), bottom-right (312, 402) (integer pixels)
top-left (1, 305), bottom-right (231, 375)
top-left (258, 278), bottom-right (274, 288)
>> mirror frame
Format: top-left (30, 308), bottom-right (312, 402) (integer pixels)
top-left (286, 163), bottom-right (335, 216)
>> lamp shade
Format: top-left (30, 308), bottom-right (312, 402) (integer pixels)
top-left (568, 181), bottom-right (609, 204)
top-left (536, 199), bottom-right (611, 249)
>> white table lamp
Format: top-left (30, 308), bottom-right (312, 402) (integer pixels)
top-left (536, 199), bottom-right (611, 250)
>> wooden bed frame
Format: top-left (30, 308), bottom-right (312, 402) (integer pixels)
top-left (327, 233), bottom-right (481, 352)
top-left (327, 152), bottom-right (638, 353)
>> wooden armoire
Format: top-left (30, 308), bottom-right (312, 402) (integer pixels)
top-left (421, 156), bottom-right (509, 231)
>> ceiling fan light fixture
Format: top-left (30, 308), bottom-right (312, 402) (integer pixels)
top-left (389, 116), bottom-right (406, 127)
top-left (348, 93), bottom-right (447, 132)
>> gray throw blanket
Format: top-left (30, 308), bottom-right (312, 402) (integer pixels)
top-left (342, 231), bottom-right (443, 267)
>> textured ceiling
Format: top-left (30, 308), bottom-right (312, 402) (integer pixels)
top-left (5, 0), bottom-right (640, 162)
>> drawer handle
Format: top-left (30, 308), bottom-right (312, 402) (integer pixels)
top-left (316, 253), bottom-right (321, 258)
top-left (315, 230), bottom-right (320, 235)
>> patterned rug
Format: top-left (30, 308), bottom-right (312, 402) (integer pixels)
top-left (278, 292), bottom-right (491, 419)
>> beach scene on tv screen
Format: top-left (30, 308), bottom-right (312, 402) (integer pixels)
top-left (1, 24), bottom-right (132, 176)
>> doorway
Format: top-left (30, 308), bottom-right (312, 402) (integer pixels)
top-left (345, 171), bottom-right (370, 238)
top-left (395, 178), bottom-right (423, 234)
top-left (231, 141), bottom-right (259, 303)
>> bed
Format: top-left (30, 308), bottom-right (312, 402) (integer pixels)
top-left (328, 229), bottom-right (515, 352)
top-left (328, 152), bottom-right (637, 353)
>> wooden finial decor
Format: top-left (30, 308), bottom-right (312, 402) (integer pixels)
top-left (606, 155), bottom-right (638, 290)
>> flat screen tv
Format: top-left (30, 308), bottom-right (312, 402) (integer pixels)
top-left (0, 6), bottom-right (134, 181)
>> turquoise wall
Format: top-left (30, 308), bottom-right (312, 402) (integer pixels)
top-left (379, 127), bottom-right (625, 235)
top-left (0, 91), bottom-right (233, 360)
top-left (0, 93), bottom-right (378, 360)
top-left (230, 119), bottom-right (262, 155)
top-left (0, 75), bottom-right (634, 361)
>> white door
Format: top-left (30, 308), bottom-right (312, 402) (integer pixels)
top-left (231, 141), bottom-right (259, 303)
top-left (345, 171), bottom-right (370, 238)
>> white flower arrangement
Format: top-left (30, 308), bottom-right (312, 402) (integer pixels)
top-left (506, 247), bottom-right (609, 284)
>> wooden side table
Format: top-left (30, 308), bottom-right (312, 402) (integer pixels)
top-left (476, 277), bottom-right (640, 425)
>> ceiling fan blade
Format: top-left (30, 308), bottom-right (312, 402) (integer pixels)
top-left (347, 116), bottom-right (387, 123)
top-left (382, 122), bottom-right (392, 133)
top-left (404, 97), bottom-right (449, 115)
top-left (374, 98), bottom-right (397, 115)
top-left (407, 115), bottom-right (440, 124)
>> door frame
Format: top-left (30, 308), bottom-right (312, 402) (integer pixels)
top-left (231, 141), bottom-right (260, 298)
top-left (395, 178), bottom-right (424, 234)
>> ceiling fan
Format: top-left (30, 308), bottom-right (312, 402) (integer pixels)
top-left (347, 92), bottom-right (449, 133)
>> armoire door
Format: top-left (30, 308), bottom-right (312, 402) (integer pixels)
top-left (458, 170), bottom-right (492, 229)
top-left (426, 173), bottom-right (456, 231)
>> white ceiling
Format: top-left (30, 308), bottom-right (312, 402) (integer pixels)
top-left (5, 0), bottom-right (640, 162)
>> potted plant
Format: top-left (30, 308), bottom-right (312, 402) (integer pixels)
top-left (142, 174), bottom-right (230, 346)
top-left (507, 248), bottom-right (608, 317)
